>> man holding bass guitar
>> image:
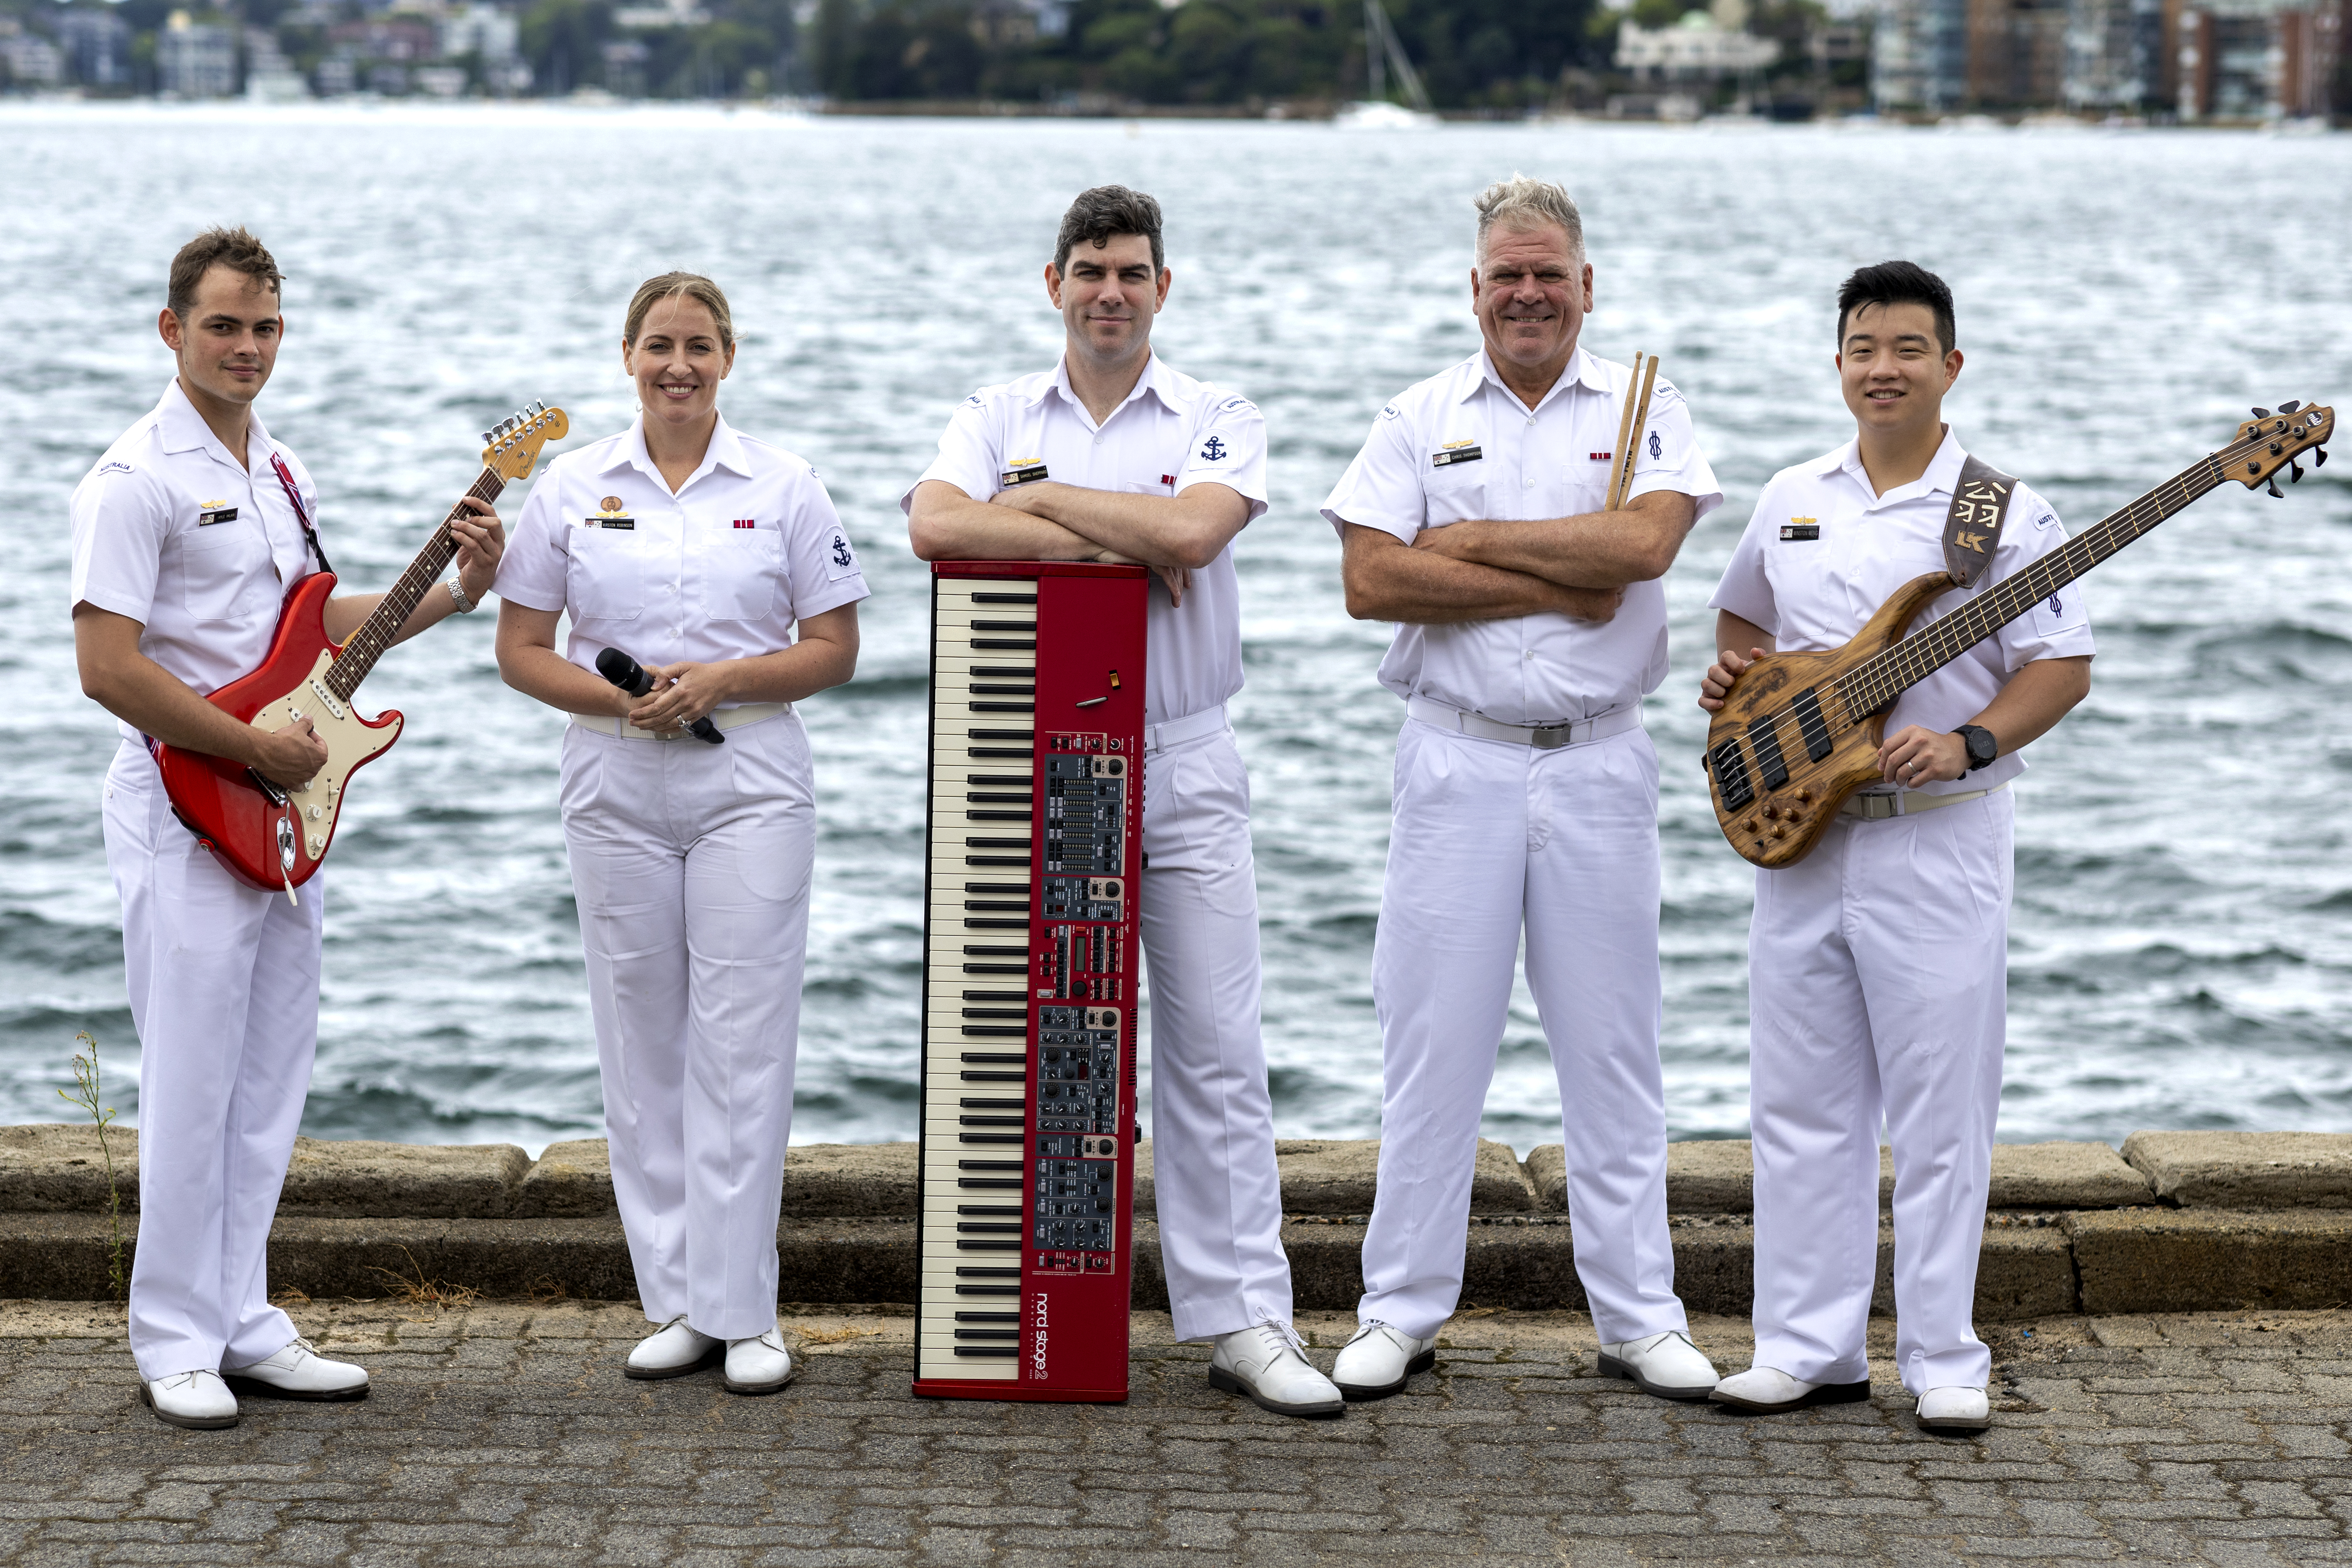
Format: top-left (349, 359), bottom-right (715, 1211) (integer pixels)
top-left (1698, 261), bottom-right (2092, 1433)
top-left (68, 228), bottom-right (504, 1429)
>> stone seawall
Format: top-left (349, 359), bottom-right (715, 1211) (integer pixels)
top-left (6, 1125), bottom-right (2349, 1316)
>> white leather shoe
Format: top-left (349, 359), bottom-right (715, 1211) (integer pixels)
top-left (1208, 1323), bottom-right (1344, 1418)
top-left (1710, 1364), bottom-right (1871, 1413)
top-left (1597, 1330), bottom-right (1719, 1400)
top-left (624, 1316), bottom-right (722, 1380)
top-left (723, 1330), bottom-right (795, 1396)
top-left (1916, 1385), bottom-right (1992, 1432)
top-left (223, 1336), bottom-right (369, 1401)
top-left (140, 1369), bottom-right (239, 1430)
top-left (1330, 1322), bottom-right (1438, 1402)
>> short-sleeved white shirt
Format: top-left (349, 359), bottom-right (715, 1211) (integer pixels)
top-left (70, 379), bottom-right (326, 739)
top-left (901, 353), bottom-right (1267, 728)
top-left (1707, 428), bottom-right (2096, 796)
top-left (500, 413), bottom-right (870, 697)
top-left (1320, 347), bottom-right (1724, 725)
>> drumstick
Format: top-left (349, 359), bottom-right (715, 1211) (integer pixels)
top-left (1610, 354), bottom-right (1662, 512)
top-left (1607, 351), bottom-right (1644, 512)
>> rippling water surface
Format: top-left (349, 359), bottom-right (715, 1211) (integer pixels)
top-left (4, 105), bottom-right (2349, 1155)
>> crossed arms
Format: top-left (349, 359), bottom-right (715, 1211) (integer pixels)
top-left (907, 478), bottom-right (1251, 602)
top-left (1338, 489), bottom-right (1699, 625)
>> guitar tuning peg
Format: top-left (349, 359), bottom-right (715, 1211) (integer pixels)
top-left (2267, 477), bottom-right (2284, 498)
top-left (2252, 407), bottom-right (2272, 419)
top-left (479, 430), bottom-right (494, 445)
top-left (2279, 400), bottom-right (2301, 414)
top-left (2290, 462), bottom-right (2304, 483)
top-left (2316, 448), bottom-right (2330, 468)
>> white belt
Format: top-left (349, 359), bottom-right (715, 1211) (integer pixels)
top-left (1841, 781), bottom-right (2007, 820)
top-left (1142, 705), bottom-right (1229, 753)
top-left (1406, 695), bottom-right (1643, 750)
top-left (568, 702), bottom-right (790, 740)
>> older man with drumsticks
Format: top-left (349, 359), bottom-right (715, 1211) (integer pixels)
top-left (1319, 175), bottom-right (1723, 1402)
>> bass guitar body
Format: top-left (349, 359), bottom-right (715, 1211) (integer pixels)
top-left (1704, 571), bottom-right (1951, 871)
top-left (155, 570), bottom-right (403, 894)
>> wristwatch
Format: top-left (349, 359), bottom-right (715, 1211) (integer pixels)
top-left (1955, 725), bottom-right (1998, 776)
top-left (446, 575), bottom-right (478, 615)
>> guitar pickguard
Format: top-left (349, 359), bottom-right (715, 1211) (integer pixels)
top-left (244, 648), bottom-right (402, 864)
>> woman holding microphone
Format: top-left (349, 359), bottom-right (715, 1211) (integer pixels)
top-left (497, 273), bottom-right (866, 1394)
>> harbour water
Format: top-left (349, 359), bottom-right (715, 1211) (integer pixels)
top-left (3, 105), bottom-right (2348, 1156)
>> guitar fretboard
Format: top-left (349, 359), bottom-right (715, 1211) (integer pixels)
top-left (324, 468), bottom-right (503, 701)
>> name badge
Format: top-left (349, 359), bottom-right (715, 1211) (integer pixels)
top-left (1431, 441), bottom-right (1483, 468)
top-left (1781, 520), bottom-right (1820, 541)
top-left (597, 517), bottom-right (635, 530)
top-left (1001, 460), bottom-right (1049, 487)
top-left (197, 505), bottom-right (238, 526)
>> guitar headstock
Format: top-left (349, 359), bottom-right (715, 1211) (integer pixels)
top-left (481, 401), bottom-right (569, 483)
top-left (2230, 401), bottom-right (2332, 495)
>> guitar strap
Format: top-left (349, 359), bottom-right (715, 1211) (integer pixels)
top-left (1942, 453), bottom-right (2018, 588)
top-left (268, 451), bottom-right (336, 577)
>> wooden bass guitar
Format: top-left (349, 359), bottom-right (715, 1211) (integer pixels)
top-left (1705, 402), bottom-right (2334, 869)
top-left (158, 401), bottom-right (568, 895)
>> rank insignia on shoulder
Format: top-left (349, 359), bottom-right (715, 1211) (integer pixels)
top-left (1002, 460), bottom-right (1050, 486)
top-left (197, 502), bottom-right (238, 525)
top-left (1781, 520), bottom-right (1820, 541)
top-left (1432, 441), bottom-right (1483, 468)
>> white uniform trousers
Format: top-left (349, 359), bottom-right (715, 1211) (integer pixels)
top-left (101, 739), bottom-right (321, 1381)
top-left (1358, 718), bottom-right (1685, 1344)
top-left (1138, 724), bottom-right (1293, 1343)
top-left (1747, 789), bottom-right (2013, 1395)
top-left (560, 712), bottom-right (815, 1342)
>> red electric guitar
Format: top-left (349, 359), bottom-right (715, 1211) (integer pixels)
top-left (158, 401), bottom-right (569, 895)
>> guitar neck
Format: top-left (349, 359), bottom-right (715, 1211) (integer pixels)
top-left (1836, 454), bottom-right (2230, 719)
top-left (324, 469), bottom-right (503, 701)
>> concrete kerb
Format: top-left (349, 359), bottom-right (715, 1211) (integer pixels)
top-left (6, 1125), bottom-right (2349, 1318)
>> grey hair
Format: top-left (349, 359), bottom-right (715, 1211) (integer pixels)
top-left (1474, 175), bottom-right (1585, 262)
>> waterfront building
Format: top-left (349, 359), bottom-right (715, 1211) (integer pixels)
top-left (2064, 0), bottom-right (2163, 107)
top-left (56, 9), bottom-right (131, 88)
top-left (2177, 0), bottom-right (2342, 116)
top-left (441, 3), bottom-right (521, 64)
top-left (1872, 0), bottom-right (1969, 109)
top-left (158, 12), bottom-right (235, 98)
top-left (1, 27), bottom-right (65, 87)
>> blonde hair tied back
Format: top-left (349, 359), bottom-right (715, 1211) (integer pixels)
top-left (624, 271), bottom-right (736, 350)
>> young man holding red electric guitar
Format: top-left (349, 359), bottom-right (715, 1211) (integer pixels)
top-left (69, 227), bottom-right (504, 1429)
top-left (1698, 261), bottom-right (2093, 1434)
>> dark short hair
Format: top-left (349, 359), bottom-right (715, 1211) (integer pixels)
top-left (168, 227), bottom-right (284, 320)
top-left (1053, 185), bottom-right (1164, 276)
top-left (1836, 260), bottom-right (1955, 356)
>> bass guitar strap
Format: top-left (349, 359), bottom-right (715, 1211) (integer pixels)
top-left (1942, 453), bottom-right (2018, 588)
top-left (268, 451), bottom-right (336, 578)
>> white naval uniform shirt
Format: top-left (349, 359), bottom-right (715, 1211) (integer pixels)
top-left (1707, 428), bottom-right (2096, 797)
top-left (69, 379), bottom-right (325, 742)
top-left (902, 353), bottom-right (1268, 728)
top-left (1320, 347), bottom-right (1723, 725)
top-left (501, 414), bottom-right (871, 695)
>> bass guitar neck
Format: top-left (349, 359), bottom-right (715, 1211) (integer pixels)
top-left (1705, 402), bottom-right (2334, 869)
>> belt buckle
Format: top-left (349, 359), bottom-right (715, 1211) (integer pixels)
top-left (1527, 722), bottom-right (1574, 749)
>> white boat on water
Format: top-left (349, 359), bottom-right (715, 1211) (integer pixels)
top-left (1336, 0), bottom-right (1440, 129)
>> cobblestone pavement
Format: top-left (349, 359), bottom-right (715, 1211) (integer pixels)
top-left (2, 1298), bottom-right (2348, 1567)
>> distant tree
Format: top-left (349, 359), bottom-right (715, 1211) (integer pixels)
top-left (522, 0), bottom-right (615, 92)
top-left (811, 0), bottom-right (856, 95)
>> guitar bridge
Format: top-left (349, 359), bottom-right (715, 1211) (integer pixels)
top-left (1709, 737), bottom-right (1755, 811)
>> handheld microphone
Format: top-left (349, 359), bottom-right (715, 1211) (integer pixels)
top-left (595, 647), bottom-right (725, 745)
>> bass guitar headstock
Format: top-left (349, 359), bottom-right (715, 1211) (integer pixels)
top-left (481, 400), bottom-right (569, 483)
top-left (2231, 401), bottom-right (2332, 496)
